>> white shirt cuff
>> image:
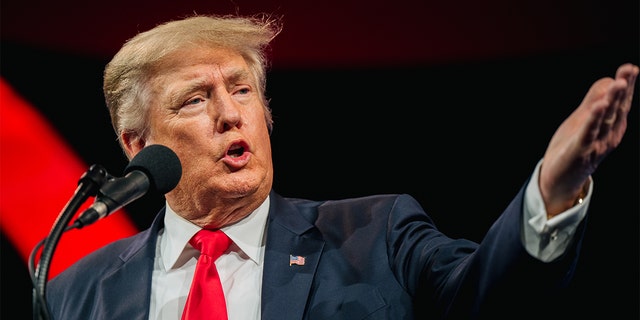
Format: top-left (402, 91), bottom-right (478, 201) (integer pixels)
top-left (523, 159), bottom-right (591, 262)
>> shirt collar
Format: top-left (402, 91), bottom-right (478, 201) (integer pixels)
top-left (161, 196), bottom-right (270, 270)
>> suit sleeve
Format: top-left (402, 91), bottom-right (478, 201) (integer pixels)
top-left (386, 186), bottom-right (585, 318)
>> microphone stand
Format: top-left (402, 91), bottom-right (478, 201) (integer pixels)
top-left (31, 164), bottom-right (109, 320)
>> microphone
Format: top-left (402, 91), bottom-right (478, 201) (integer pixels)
top-left (73, 144), bottom-right (182, 228)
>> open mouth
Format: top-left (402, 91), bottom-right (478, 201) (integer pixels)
top-left (227, 141), bottom-right (248, 158)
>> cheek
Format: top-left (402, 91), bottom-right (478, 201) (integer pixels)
top-left (154, 116), bottom-right (213, 143)
top-left (246, 106), bottom-right (270, 131)
top-left (255, 126), bottom-right (273, 166)
top-left (249, 114), bottom-right (272, 145)
top-left (146, 126), bottom-right (213, 171)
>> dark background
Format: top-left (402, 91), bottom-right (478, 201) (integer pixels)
top-left (2, 0), bottom-right (638, 318)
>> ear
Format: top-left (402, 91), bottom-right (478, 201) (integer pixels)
top-left (121, 131), bottom-right (147, 159)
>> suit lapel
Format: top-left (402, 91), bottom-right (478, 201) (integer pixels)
top-left (261, 192), bottom-right (324, 320)
top-left (98, 210), bottom-right (165, 320)
top-left (99, 252), bottom-right (153, 320)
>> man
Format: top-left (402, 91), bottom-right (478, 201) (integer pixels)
top-left (45, 13), bottom-right (638, 319)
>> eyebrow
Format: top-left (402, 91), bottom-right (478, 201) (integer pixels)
top-left (222, 67), bottom-right (252, 87)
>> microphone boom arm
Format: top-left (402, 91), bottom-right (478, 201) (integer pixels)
top-left (32, 164), bottom-right (109, 320)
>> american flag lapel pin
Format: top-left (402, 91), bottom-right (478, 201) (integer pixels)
top-left (289, 254), bottom-right (306, 266)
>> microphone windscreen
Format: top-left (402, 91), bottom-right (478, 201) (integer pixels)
top-left (124, 144), bottom-right (182, 193)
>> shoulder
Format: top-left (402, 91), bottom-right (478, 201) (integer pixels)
top-left (278, 192), bottom-right (419, 209)
top-left (275, 192), bottom-right (426, 224)
top-left (47, 228), bottom-right (153, 292)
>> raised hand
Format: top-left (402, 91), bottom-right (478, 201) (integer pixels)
top-left (540, 63), bottom-right (638, 217)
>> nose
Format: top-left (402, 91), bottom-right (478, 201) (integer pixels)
top-left (211, 90), bottom-right (242, 133)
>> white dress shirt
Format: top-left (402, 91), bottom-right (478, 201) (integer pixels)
top-left (149, 198), bottom-right (270, 320)
top-left (149, 160), bottom-right (590, 319)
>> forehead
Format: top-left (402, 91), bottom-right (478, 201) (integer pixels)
top-left (157, 46), bottom-right (248, 73)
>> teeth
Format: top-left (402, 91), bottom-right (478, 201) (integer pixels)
top-left (228, 145), bottom-right (244, 157)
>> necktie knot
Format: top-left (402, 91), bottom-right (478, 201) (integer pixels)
top-left (190, 229), bottom-right (231, 259)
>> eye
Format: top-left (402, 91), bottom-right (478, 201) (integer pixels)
top-left (232, 86), bottom-right (252, 102)
top-left (185, 97), bottom-right (205, 106)
top-left (178, 95), bottom-right (207, 113)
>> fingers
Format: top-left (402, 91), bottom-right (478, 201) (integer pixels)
top-left (600, 82), bottom-right (623, 127)
top-left (619, 63), bottom-right (639, 110)
top-left (600, 64), bottom-right (638, 129)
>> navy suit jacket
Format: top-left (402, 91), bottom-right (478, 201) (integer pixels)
top-left (46, 185), bottom-right (585, 319)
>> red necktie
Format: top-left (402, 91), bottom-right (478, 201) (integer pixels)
top-left (182, 229), bottom-right (231, 320)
